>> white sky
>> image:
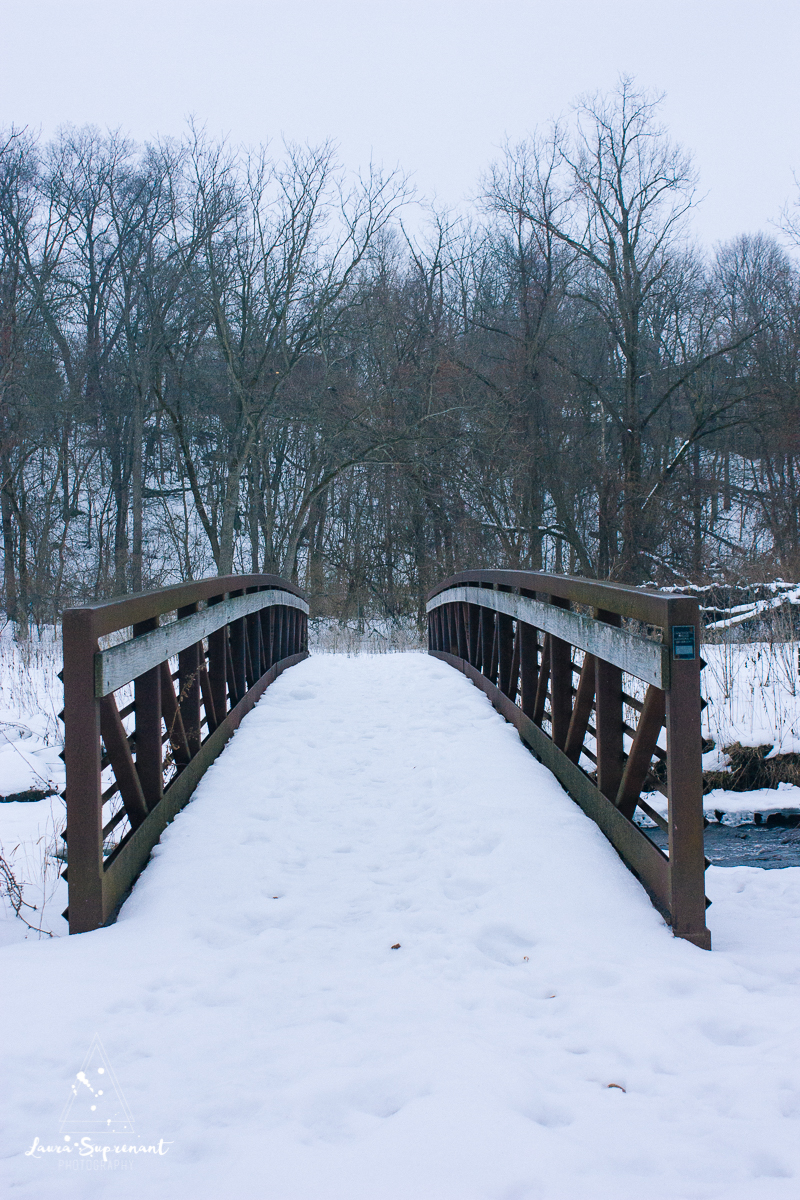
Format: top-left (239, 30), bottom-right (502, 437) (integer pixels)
top-left (2, 0), bottom-right (799, 250)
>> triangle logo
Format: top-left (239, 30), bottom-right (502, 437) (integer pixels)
top-left (59, 1035), bottom-right (135, 1135)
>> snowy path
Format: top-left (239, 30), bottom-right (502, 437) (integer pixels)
top-left (2, 654), bottom-right (800, 1199)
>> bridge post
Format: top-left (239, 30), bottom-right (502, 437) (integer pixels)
top-left (62, 609), bottom-right (104, 934)
top-left (519, 626), bottom-right (538, 719)
top-left (594, 609), bottom-right (625, 799)
top-left (480, 595), bottom-right (493, 678)
top-left (456, 603), bottom-right (468, 660)
top-left (208, 596), bottom-right (229, 721)
top-left (496, 586), bottom-right (514, 696)
top-left (467, 603), bottom-right (481, 669)
top-left (549, 596), bottom-right (572, 749)
top-left (178, 602), bottom-right (202, 756)
top-left (665, 598), bottom-right (710, 950)
top-left (133, 617), bottom-right (163, 810)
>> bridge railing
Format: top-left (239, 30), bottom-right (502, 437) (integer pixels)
top-left (427, 570), bottom-right (710, 949)
top-left (61, 574), bottom-right (309, 934)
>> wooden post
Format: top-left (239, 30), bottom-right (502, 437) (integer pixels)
top-left (467, 603), bottom-right (481, 668)
top-left (443, 604), bottom-right (452, 654)
top-left (178, 602), bottom-right (202, 757)
top-left (549, 597), bottom-right (572, 749)
top-left (519, 622), bottom-right (539, 718)
top-left (519, 590), bottom-right (539, 719)
top-left (456, 602), bottom-right (468, 659)
top-left (594, 608), bottom-right (624, 799)
top-left (99, 696), bottom-right (148, 828)
top-left (198, 658), bottom-right (217, 735)
top-left (160, 660), bottom-right (191, 768)
top-left (133, 616), bottom-right (162, 811)
top-left (480, 606), bottom-right (493, 676)
top-left (208, 594), bottom-right (228, 723)
top-left (62, 609), bottom-right (104, 933)
top-left (564, 653), bottom-right (596, 764)
top-left (229, 591), bottom-right (247, 703)
top-left (508, 623), bottom-right (520, 704)
top-left (259, 596), bottom-right (270, 673)
top-left (266, 606), bottom-right (276, 668)
top-left (533, 633), bottom-right (550, 725)
top-left (283, 604), bottom-right (292, 662)
top-left (243, 614), bottom-right (256, 689)
top-left (275, 606), bottom-right (283, 661)
top-left (246, 590), bottom-right (261, 687)
top-left (665, 598), bottom-right (710, 949)
top-left (497, 615), bottom-right (514, 697)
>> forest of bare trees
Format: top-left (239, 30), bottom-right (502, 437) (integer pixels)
top-left (1, 80), bottom-right (799, 631)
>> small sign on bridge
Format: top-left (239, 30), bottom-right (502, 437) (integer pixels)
top-left (672, 625), bottom-right (696, 660)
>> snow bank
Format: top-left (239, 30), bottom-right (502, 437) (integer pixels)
top-left (308, 616), bottom-right (424, 655)
top-left (0, 626), bottom-right (64, 799)
top-left (701, 640), bottom-right (800, 757)
top-left (640, 782), bottom-right (800, 828)
top-left (1, 655), bottom-right (799, 1198)
top-left (0, 793), bottom-right (67, 943)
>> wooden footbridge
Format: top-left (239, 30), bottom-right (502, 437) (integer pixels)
top-left (61, 570), bottom-right (710, 948)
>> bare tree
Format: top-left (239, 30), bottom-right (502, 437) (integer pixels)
top-left (157, 133), bottom-right (410, 574)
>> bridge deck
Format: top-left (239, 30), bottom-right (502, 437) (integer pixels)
top-left (3, 655), bottom-right (800, 1197)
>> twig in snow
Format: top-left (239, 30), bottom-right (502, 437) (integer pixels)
top-left (0, 850), bottom-right (53, 936)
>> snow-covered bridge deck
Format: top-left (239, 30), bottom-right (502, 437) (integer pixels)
top-left (4, 654), bottom-right (800, 1198)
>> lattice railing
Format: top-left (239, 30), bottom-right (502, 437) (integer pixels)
top-left (61, 575), bottom-right (309, 933)
top-left (427, 571), bottom-right (710, 949)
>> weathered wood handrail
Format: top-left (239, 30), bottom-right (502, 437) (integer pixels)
top-left (62, 574), bottom-right (309, 934)
top-left (95, 589), bottom-right (309, 696)
top-left (427, 570), bottom-right (710, 949)
top-left (430, 586), bottom-right (669, 687)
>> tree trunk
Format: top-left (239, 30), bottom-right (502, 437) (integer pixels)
top-left (1, 468), bottom-right (18, 624)
top-left (131, 390), bottom-right (144, 592)
top-left (217, 461), bottom-right (243, 575)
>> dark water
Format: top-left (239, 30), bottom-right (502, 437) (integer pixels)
top-left (648, 823), bottom-right (800, 869)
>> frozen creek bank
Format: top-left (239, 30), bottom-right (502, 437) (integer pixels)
top-left (2, 654), bottom-right (800, 1199)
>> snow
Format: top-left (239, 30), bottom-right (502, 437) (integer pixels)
top-left (0, 721), bottom-right (64, 799)
top-left (0, 792), bottom-right (67, 943)
top-left (2, 654), bottom-right (800, 1198)
top-left (308, 615), bottom-right (424, 655)
top-left (702, 587), bottom-right (800, 632)
top-left (0, 627), bottom-right (64, 799)
top-left (701, 783), bottom-right (800, 822)
top-left (640, 783), bottom-right (800, 828)
top-left (701, 640), bottom-right (800, 757)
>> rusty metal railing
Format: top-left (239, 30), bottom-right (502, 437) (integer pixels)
top-left (61, 575), bottom-right (309, 933)
top-left (427, 570), bottom-right (710, 949)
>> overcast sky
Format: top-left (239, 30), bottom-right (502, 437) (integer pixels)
top-left (2, 0), bottom-right (798, 250)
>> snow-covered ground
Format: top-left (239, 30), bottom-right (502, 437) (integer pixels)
top-left (702, 639), bottom-right (800, 756)
top-left (0, 792), bottom-right (66, 941)
top-left (0, 626), bottom-right (64, 800)
top-left (308, 615), bottom-right (425, 655)
top-left (641, 782), bottom-right (800, 829)
top-left (2, 655), bottom-right (800, 1199)
top-left (0, 628), bottom-right (67, 938)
